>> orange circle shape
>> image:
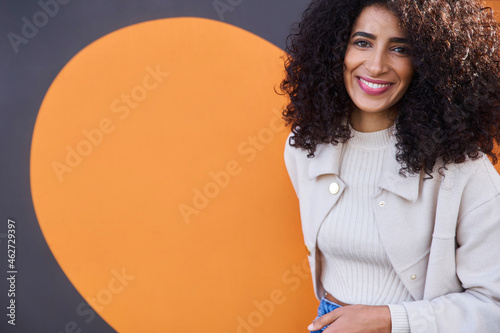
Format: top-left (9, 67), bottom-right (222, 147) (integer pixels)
top-left (30, 17), bottom-right (317, 332)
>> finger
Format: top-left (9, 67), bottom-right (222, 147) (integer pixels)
top-left (307, 308), bottom-right (342, 331)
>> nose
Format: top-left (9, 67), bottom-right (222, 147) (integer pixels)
top-left (365, 48), bottom-right (389, 76)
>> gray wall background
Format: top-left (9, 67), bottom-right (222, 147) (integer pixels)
top-left (0, 0), bottom-right (309, 331)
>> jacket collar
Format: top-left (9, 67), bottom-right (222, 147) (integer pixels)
top-left (307, 141), bottom-right (343, 179)
top-left (307, 134), bottom-right (421, 202)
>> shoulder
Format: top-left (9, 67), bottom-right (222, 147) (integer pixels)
top-left (284, 132), bottom-right (309, 173)
top-left (284, 132), bottom-right (308, 159)
top-left (284, 132), bottom-right (343, 177)
top-left (284, 132), bottom-right (340, 164)
top-left (284, 132), bottom-right (343, 196)
top-left (283, 132), bottom-right (308, 186)
top-left (442, 154), bottom-right (500, 214)
top-left (444, 154), bottom-right (500, 191)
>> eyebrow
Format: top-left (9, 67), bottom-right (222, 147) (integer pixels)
top-left (352, 31), bottom-right (410, 44)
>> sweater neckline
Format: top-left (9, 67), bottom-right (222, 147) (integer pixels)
top-left (348, 125), bottom-right (394, 149)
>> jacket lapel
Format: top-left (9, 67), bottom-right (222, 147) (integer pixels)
top-left (307, 140), bottom-right (343, 179)
top-left (377, 142), bottom-right (420, 202)
top-left (304, 142), bottom-right (345, 247)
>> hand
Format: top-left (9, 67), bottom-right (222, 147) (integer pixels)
top-left (307, 304), bottom-right (392, 333)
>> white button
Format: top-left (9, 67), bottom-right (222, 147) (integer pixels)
top-left (379, 201), bottom-right (386, 207)
top-left (329, 182), bottom-right (340, 195)
top-left (411, 274), bottom-right (417, 280)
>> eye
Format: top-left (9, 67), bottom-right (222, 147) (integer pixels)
top-left (392, 46), bottom-right (411, 55)
top-left (353, 39), bottom-right (371, 48)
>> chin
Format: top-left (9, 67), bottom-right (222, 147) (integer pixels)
top-left (354, 102), bottom-right (393, 114)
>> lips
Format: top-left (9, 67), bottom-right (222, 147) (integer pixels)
top-left (357, 76), bottom-right (393, 95)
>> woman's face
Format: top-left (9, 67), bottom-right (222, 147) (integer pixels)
top-left (343, 5), bottom-right (414, 119)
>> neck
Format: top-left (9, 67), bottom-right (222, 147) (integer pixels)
top-left (350, 108), bottom-right (396, 132)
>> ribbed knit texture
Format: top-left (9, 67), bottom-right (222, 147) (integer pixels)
top-left (317, 126), bottom-right (412, 332)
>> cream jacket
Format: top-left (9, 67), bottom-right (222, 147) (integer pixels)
top-left (284, 132), bottom-right (500, 332)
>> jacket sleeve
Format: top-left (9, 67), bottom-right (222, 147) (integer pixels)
top-left (403, 164), bottom-right (500, 332)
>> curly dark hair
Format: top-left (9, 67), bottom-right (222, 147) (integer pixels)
top-left (281, 0), bottom-right (500, 176)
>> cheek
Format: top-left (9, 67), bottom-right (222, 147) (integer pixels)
top-left (398, 62), bottom-right (414, 87)
top-left (343, 67), bottom-right (350, 83)
top-left (343, 48), bottom-right (355, 72)
top-left (343, 49), bottom-right (357, 84)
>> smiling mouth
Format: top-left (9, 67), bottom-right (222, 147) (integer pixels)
top-left (357, 77), bottom-right (393, 95)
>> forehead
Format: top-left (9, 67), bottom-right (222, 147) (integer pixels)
top-left (352, 5), bottom-right (405, 36)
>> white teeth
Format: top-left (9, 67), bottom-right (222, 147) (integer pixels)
top-left (360, 78), bottom-right (390, 89)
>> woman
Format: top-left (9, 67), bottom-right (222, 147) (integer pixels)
top-left (281, 0), bottom-right (500, 332)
